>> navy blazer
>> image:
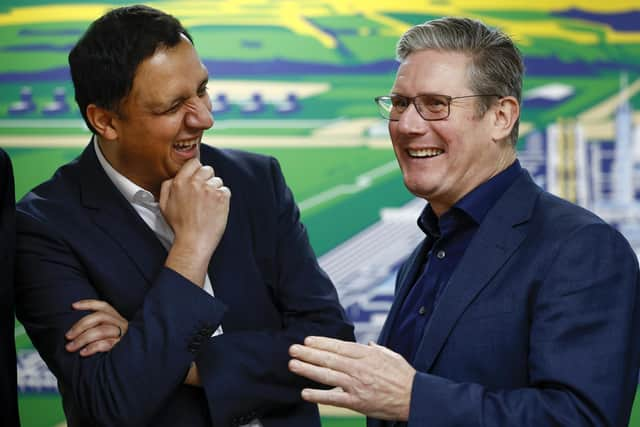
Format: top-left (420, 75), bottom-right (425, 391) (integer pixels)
top-left (370, 169), bottom-right (640, 427)
top-left (15, 142), bottom-right (354, 427)
top-left (0, 148), bottom-right (20, 427)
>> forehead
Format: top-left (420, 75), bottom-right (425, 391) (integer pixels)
top-left (127, 36), bottom-right (207, 105)
top-left (393, 49), bottom-right (471, 95)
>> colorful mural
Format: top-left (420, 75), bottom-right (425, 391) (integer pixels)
top-left (2, 1), bottom-right (640, 426)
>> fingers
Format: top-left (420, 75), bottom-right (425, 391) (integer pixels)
top-left (72, 299), bottom-right (120, 318)
top-left (66, 311), bottom-right (121, 339)
top-left (368, 341), bottom-right (405, 360)
top-left (300, 336), bottom-right (370, 358)
top-left (168, 161), bottom-right (230, 195)
top-left (196, 165), bottom-right (214, 181)
top-left (174, 157), bottom-right (202, 180)
top-left (300, 387), bottom-right (353, 408)
top-left (288, 359), bottom-right (352, 389)
top-left (205, 175), bottom-right (231, 196)
top-left (159, 179), bottom-right (173, 211)
top-left (66, 323), bottom-right (122, 353)
top-left (206, 176), bottom-right (223, 188)
top-left (289, 342), bottom-right (361, 373)
top-left (66, 299), bottom-right (128, 356)
top-left (77, 338), bottom-right (120, 357)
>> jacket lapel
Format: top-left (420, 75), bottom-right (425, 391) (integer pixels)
top-left (412, 171), bottom-right (541, 371)
top-left (78, 142), bottom-right (167, 287)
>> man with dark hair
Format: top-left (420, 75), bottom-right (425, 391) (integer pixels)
top-left (0, 148), bottom-right (20, 427)
top-left (289, 17), bottom-right (640, 427)
top-left (15, 5), bottom-right (353, 427)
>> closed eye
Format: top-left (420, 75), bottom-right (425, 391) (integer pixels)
top-left (161, 102), bottom-right (182, 114)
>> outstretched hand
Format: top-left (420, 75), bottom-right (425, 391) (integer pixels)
top-left (289, 336), bottom-right (416, 421)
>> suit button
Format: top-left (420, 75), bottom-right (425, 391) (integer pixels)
top-left (436, 250), bottom-right (446, 259)
top-left (418, 306), bottom-right (426, 315)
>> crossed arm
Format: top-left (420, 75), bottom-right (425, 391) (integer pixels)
top-left (20, 155), bottom-right (353, 426)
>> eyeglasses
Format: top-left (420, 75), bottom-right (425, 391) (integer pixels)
top-left (374, 93), bottom-right (500, 121)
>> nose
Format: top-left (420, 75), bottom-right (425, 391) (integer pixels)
top-left (395, 102), bottom-right (428, 136)
top-left (185, 95), bottom-right (214, 130)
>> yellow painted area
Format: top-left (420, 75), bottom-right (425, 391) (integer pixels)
top-left (160, 0), bottom-right (338, 48)
top-left (432, 0), bottom-right (640, 13)
top-left (364, 12), bottom-right (413, 36)
top-left (555, 119), bottom-right (577, 202)
top-left (0, 4), bottom-right (108, 25)
top-left (1, 0), bottom-right (638, 49)
top-left (605, 31), bottom-right (640, 44)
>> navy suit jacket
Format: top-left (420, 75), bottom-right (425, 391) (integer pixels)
top-left (15, 142), bottom-right (354, 427)
top-left (0, 148), bottom-right (20, 426)
top-left (370, 169), bottom-right (640, 427)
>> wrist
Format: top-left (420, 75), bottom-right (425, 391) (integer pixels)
top-left (165, 239), bottom-right (212, 287)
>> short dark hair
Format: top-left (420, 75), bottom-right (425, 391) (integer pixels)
top-left (68, 5), bottom-right (193, 133)
top-left (397, 17), bottom-right (524, 146)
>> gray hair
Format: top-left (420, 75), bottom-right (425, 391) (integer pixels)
top-left (396, 17), bottom-right (524, 146)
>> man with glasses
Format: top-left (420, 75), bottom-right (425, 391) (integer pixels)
top-left (289, 17), bottom-right (640, 426)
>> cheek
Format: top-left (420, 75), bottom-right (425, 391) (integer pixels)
top-left (389, 124), bottom-right (402, 149)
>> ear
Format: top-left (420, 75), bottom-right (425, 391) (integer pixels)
top-left (490, 96), bottom-right (519, 142)
top-left (86, 104), bottom-right (119, 140)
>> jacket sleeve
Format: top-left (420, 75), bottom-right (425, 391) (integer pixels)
top-left (15, 211), bottom-right (227, 427)
top-left (405, 223), bottom-right (640, 427)
top-left (0, 149), bottom-right (20, 427)
top-left (196, 157), bottom-right (355, 426)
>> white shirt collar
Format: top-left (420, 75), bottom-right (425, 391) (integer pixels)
top-left (93, 138), bottom-right (156, 205)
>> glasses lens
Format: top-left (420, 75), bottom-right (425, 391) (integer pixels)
top-left (386, 95), bottom-right (410, 120)
top-left (416, 94), bottom-right (449, 120)
top-left (375, 96), bottom-right (393, 120)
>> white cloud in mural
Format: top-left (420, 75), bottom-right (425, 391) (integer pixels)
top-left (524, 83), bottom-right (575, 101)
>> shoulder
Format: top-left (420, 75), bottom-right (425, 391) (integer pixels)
top-left (506, 171), bottom-right (609, 235)
top-left (17, 157), bottom-right (82, 222)
top-left (527, 188), bottom-right (637, 273)
top-left (534, 188), bottom-right (608, 233)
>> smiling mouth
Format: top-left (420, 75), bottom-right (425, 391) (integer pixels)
top-left (173, 138), bottom-right (199, 152)
top-left (408, 148), bottom-right (444, 158)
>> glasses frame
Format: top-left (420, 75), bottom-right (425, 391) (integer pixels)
top-left (374, 93), bottom-right (501, 121)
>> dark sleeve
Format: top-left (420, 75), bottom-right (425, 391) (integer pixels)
top-left (406, 223), bottom-right (640, 427)
top-left (196, 157), bottom-right (355, 426)
top-left (15, 211), bottom-right (227, 427)
top-left (0, 148), bottom-right (20, 427)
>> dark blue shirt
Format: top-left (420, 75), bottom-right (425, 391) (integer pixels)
top-left (387, 160), bottom-right (522, 362)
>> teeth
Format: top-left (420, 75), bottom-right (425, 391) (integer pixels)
top-left (408, 148), bottom-right (443, 158)
top-left (173, 139), bottom-right (198, 151)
